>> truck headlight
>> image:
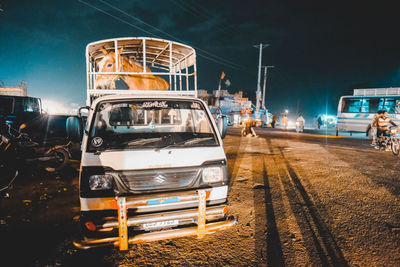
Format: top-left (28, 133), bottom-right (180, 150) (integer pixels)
top-left (202, 167), bottom-right (223, 184)
top-left (89, 174), bottom-right (113, 190)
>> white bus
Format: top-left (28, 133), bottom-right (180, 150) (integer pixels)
top-left (336, 88), bottom-right (400, 137)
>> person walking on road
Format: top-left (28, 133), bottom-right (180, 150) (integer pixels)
top-left (271, 114), bottom-right (276, 128)
top-left (317, 115), bottom-right (322, 129)
top-left (296, 115), bottom-right (305, 133)
top-left (313, 116), bottom-right (318, 129)
top-left (281, 115), bottom-right (288, 130)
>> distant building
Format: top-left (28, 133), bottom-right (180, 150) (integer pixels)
top-left (0, 81), bottom-right (27, 96)
top-left (197, 89), bottom-right (213, 104)
top-left (199, 89), bottom-right (251, 112)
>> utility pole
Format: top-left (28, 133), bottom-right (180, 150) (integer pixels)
top-left (262, 66), bottom-right (274, 109)
top-left (253, 43), bottom-right (269, 111)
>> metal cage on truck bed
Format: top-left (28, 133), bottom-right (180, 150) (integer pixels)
top-left (86, 37), bottom-right (197, 105)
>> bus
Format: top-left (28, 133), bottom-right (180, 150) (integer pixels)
top-left (336, 88), bottom-right (400, 137)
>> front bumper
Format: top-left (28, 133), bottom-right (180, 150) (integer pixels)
top-left (74, 216), bottom-right (236, 250)
top-left (74, 189), bottom-right (235, 250)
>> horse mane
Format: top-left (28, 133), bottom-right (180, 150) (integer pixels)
top-left (96, 51), bottom-right (169, 90)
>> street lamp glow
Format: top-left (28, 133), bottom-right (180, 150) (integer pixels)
top-left (285, 109), bottom-right (289, 114)
top-left (41, 99), bottom-right (77, 115)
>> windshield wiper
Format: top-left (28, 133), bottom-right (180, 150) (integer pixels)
top-left (157, 137), bottom-right (214, 151)
top-left (127, 137), bottom-right (163, 146)
top-left (180, 137), bottom-right (214, 145)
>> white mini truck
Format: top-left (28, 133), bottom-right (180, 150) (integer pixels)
top-left (67, 38), bottom-right (234, 250)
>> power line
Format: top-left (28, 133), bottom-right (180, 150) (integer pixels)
top-left (95, 0), bottom-right (243, 69)
top-left (78, 0), bottom-right (234, 68)
top-left (170, 0), bottom-right (236, 37)
top-left (170, 0), bottom-right (209, 21)
top-left (78, 0), bottom-right (158, 37)
top-left (78, 0), bottom-right (260, 82)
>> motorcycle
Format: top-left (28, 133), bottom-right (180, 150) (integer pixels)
top-left (296, 121), bottom-right (304, 133)
top-left (0, 122), bottom-right (71, 198)
top-left (375, 126), bottom-right (400, 155)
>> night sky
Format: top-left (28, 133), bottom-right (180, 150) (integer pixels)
top-left (1, 0), bottom-right (400, 119)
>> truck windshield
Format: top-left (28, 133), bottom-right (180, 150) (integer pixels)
top-left (88, 100), bottom-right (219, 152)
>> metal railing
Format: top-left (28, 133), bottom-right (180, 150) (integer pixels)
top-left (86, 37), bottom-right (198, 105)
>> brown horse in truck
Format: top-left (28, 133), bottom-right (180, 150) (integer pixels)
top-left (95, 49), bottom-right (169, 91)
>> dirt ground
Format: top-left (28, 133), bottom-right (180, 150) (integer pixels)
top-left (2, 128), bottom-right (400, 266)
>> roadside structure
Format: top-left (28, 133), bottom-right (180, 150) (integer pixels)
top-left (0, 81), bottom-right (27, 96)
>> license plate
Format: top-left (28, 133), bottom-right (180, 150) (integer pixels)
top-left (143, 220), bottom-right (179, 230)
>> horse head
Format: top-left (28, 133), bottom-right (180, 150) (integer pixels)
top-left (95, 48), bottom-right (120, 89)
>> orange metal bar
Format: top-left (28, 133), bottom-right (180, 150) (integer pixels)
top-left (117, 197), bottom-right (128, 251)
top-left (74, 218), bottom-right (236, 249)
top-left (197, 190), bottom-right (206, 239)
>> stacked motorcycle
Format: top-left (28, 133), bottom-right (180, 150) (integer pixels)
top-left (0, 121), bottom-right (71, 199)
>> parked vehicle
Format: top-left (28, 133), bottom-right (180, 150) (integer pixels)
top-left (67, 37), bottom-right (234, 250)
top-left (336, 88), bottom-right (400, 137)
top-left (0, 138), bottom-right (18, 199)
top-left (0, 95), bottom-right (42, 129)
top-left (0, 121), bottom-right (70, 176)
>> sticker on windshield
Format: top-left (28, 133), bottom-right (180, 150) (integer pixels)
top-left (91, 137), bottom-right (103, 147)
top-left (142, 101), bottom-right (168, 109)
top-left (149, 121), bottom-right (156, 129)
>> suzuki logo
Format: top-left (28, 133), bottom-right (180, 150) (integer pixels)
top-left (155, 174), bottom-right (166, 184)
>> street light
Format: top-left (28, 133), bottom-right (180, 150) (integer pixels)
top-left (262, 65), bottom-right (274, 109)
top-left (253, 43), bottom-right (270, 111)
top-left (285, 109), bottom-right (289, 114)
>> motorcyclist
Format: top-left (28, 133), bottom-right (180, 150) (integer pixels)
top-left (371, 110), bottom-right (384, 146)
top-left (378, 111), bottom-right (397, 133)
top-left (296, 115), bottom-right (305, 133)
top-left (376, 110), bottom-right (397, 150)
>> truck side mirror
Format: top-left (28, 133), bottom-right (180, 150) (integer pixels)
top-left (217, 115), bottom-right (228, 139)
top-left (66, 116), bottom-right (83, 142)
top-left (78, 106), bottom-right (90, 118)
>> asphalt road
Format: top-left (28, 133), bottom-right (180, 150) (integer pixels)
top-left (1, 126), bottom-right (400, 266)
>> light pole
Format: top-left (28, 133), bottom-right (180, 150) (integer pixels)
top-left (262, 65), bottom-right (274, 110)
top-left (253, 43), bottom-right (269, 111)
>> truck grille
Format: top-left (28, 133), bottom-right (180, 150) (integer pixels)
top-left (119, 168), bottom-right (200, 192)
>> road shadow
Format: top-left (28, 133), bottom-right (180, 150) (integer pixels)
top-left (224, 131), bottom-right (244, 188)
top-left (324, 145), bottom-right (400, 200)
top-left (276, 146), bottom-right (349, 267)
top-left (252, 149), bottom-right (286, 266)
